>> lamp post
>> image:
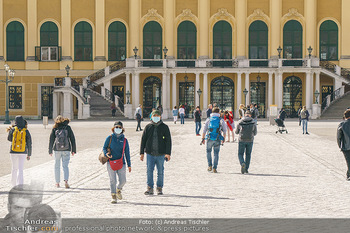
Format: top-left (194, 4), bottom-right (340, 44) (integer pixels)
top-left (163, 46), bottom-right (168, 59)
top-left (133, 46), bottom-right (138, 59)
top-left (126, 90), bottom-right (131, 104)
top-left (314, 90), bottom-right (320, 104)
top-left (243, 88), bottom-right (248, 105)
top-left (277, 46), bottom-right (282, 59)
top-left (197, 88), bottom-right (202, 108)
top-left (65, 65), bottom-right (70, 77)
top-left (308, 46), bottom-right (313, 59)
top-left (1, 64), bottom-right (15, 124)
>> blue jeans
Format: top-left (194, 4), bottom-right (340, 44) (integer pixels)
top-left (107, 163), bottom-right (126, 194)
top-left (238, 142), bottom-right (254, 170)
top-left (54, 151), bottom-right (70, 183)
top-left (195, 122), bottom-right (201, 134)
top-left (301, 119), bottom-right (308, 133)
top-left (206, 139), bottom-right (221, 169)
top-left (180, 114), bottom-right (185, 124)
top-left (147, 154), bottom-right (165, 188)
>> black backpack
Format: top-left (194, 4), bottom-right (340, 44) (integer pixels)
top-left (55, 127), bottom-right (69, 151)
top-left (251, 109), bottom-right (256, 119)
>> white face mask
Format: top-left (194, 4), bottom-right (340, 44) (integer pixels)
top-left (114, 128), bottom-right (122, 134)
top-left (152, 116), bottom-right (161, 123)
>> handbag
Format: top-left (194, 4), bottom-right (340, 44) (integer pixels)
top-left (98, 135), bottom-right (112, 165)
top-left (109, 138), bottom-right (126, 171)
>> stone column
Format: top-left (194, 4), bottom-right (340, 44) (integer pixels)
top-left (124, 72), bottom-right (133, 118)
top-left (198, 0), bottom-right (210, 57)
top-left (94, 0), bottom-right (106, 69)
top-left (305, 0), bottom-right (316, 57)
top-left (341, 0), bottom-right (350, 63)
top-left (162, 72), bottom-right (169, 119)
top-left (63, 92), bottom-right (73, 119)
top-left (132, 72), bottom-right (140, 109)
top-left (244, 72), bottom-right (250, 105)
top-left (125, 72), bottom-right (131, 98)
top-left (270, 0), bottom-right (281, 58)
top-left (166, 72), bottom-right (171, 117)
top-left (195, 73), bottom-right (200, 107)
top-left (0, 0), bottom-right (4, 64)
top-left (203, 73), bottom-right (208, 112)
top-left (236, 72), bottom-right (242, 118)
top-left (277, 72), bottom-right (283, 109)
top-left (129, 0), bottom-right (141, 57)
top-left (235, 0), bottom-right (247, 58)
top-left (26, 0), bottom-right (38, 69)
top-left (61, 0), bottom-right (72, 69)
top-left (315, 71), bottom-right (320, 99)
top-left (267, 72), bottom-right (273, 116)
top-left (305, 71), bottom-right (312, 110)
top-left (164, 0), bottom-right (175, 57)
top-left (172, 73), bottom-right (177, 107)
top-left (52, 92), bottom-right (58, 119)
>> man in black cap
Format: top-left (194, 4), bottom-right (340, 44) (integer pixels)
top-left (140, 110), bottom-right (172, 195)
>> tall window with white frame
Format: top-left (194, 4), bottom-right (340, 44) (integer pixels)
top-left (39, 22), bottom-right (59, 61)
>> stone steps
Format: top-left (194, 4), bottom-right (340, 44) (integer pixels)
top-left (321, 92), bottom-right (350, 119)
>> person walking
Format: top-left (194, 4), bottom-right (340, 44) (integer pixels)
top-left (7, 116), bottom-right (32, 187)
top-left (49, 116), bottom-right (76, 188)
top-left (135, 104), bottom-right (143, 131)
top-left (300, 106), bottom-right (310, 134)
top-left (206, 104), bottom-right (213, 118)
top-left (140, 110), bottom-right (172, 195)
top-left (278, 108), bottom-right (287, 122)
top-left (238, 104), bottom-right (246, 119)
top-left (235, 110), bottom-right (257, 174)
top-left (297, 106), bottom-right (302, 126)
top-left (250, 103), bottom-right (259, 124)
top-left (201, 107), bottom-right (227, 173)
top-left (172, 106), bottom-right (178, 124)
top-left (179, 105), bottom-right (185, 124)
top-left (224, 110), bottom-right (235, 142)
top-left (111, 102), bottom-right (117, 117)
top-left (103, 121), bottom-right (131, 203)
top-left (194, 106), bottom-right (202, 136)
top-left (337, 109), bottom-right (350, 181)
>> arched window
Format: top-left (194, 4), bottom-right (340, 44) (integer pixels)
top-left (320, 20), bottom-right (338, 61)
top-left (177, 21), bottom-right (196, 59)
top-left (249, 20), bottom-right (268, 59)
top-left (143, 76), bottom-right (162, 117)
top-left (213, 21), bottom-right (232, 59)
top-left (108, 21), bottom-right (126, 61)
top-left (210, 76), bottom-right (234, 111)
top-left (283, 75), bottom-right (302, 118)
top-left (143, 21), bottom-right (162, 59)
top-left (283, 20), bottom-right (302, 58)
top-left (74, 22), bottom-right (92, 61)
top-left (6, 21), bottom-right (24, 61)
top-left (39, 22), bottom-right (59, 61)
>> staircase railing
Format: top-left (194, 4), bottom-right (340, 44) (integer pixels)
top-left (319, 61), bottom-right (336, 73)
top-left (321, 86), bottom-right (345, 112)
top-left (109, 61), bottom-right (126, 73)
top-left (104, 87), bottom-right (125, 115)
top-left (320, 60), bottom-right (350, 83)
top-left (115, 95), bottom-right (125, 113)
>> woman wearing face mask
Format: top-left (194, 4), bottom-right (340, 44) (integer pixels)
top-left (103, 121), bottom-right (131, 204)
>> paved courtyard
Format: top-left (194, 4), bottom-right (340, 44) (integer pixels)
top-left (0, 118), bottom-right (349, 218)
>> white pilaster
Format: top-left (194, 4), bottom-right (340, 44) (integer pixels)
top-left (268, 72), bottom-right (273, 117)
top-left (195, 73), bottom-right (200, 107)
top-left (278, 72), bottom-right (283, 109)
top-left (306, 71), bottom-right (311, 110)
top-left (134, 72), bottom-right (140, 108)
top-left (125, 72), bottom-right (131, 102)
top-left (63, 92), bottom-right (73, 119)
top-left (203, 73), bottom-right (208, 111)
top-left (245, 72), bottom-right (250, 105)
top-left (315, 71), bottom-right (320, 92)
top-left (52, 92), bottom-right (58, 119)
top-left (334, 79), bottom-right (342, 91)
top-left (236, 72), bottom-right (242, 118)
top-left (172, 73), bottom-right (177, 108)
top-left (275, 72), bottom-right (279, 106)
top-left (166, 72), bottom-right (171, 117)
top-left (162, 72), bottom-right (168, 119)
top-left (103, 80), bottom-right (112, 92)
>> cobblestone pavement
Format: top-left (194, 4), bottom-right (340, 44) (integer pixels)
top-left (0, 119), bottom-right (349, 218)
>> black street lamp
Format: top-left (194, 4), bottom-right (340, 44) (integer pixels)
top-left (308, 46), bottom-right (313, 58)
top-left (1, 64), bottom-right (15, 124)
top-left (65, 64), bottom-right (70, 77)
top-left (126, 90), bottom-right (131, 104)
top-left (133, 46), bottom-right (138, 59)
top-left (163, 46), bottom-right (168, 59)
top-left (197, 88), bottom-right (202, 108)
top-left (314, 90), bottom-right (320, 104)
top-left (243, 88), bottom-right (248, 105)
top-left (277, 46), bottom-right (282, 59)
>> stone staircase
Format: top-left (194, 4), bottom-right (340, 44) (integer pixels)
top-left (321, 91), bottom-right (350, 119)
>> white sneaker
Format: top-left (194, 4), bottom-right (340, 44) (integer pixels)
top-left (116, 189), bottom-right (123, 200)
top-left (111, 194), bottom-right (117, 204)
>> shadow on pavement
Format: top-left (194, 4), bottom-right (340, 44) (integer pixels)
top-left (121, 201), bottom-right (190, 208)
top-left (229, 172), bottom-right (306, 178)
top-left (70, 187), bottom-right (109, 191)
top-left (160, 194), bottom-right (234, 201)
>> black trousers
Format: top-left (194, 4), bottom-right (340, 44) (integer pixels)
top-left (136, 119), bottom-right (142, 131)
top-left (343, 150), bottom-right (350, 177)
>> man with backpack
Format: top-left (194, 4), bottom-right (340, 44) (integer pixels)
top-left (49, 116), bottom-right (76, 188)
top-left (201, 107), bottom-right (227, 173)
top-left (235, 110), bottom-right (257, 174)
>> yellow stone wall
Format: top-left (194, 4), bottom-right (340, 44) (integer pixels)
top-left (105, 0), bottom-right (129, 25)
top-left (37, 0), bottom-right (61, 24)
top-left (317, 0), bottom-right (341, 23)
top-left (248, 0), bottom-right (269, 17)
top-left (71, 0), bottom-right (95, 25)
top-left (282, 0), bottom-right (304, 16)
top-left (210, 0), bottom-right (235, 17)
top-left (176, 0), bottom-right (198, 17)
top-left (142, 0), bottom-right (163, 17)
top-left (3, 0), bottom-right (27, 25)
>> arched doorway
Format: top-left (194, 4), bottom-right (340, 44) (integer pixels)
top-left (210, 76), bottom-right (234, 111)
top-left (143, 76), bottom-right (162, 117)
top-left (283, 75), bottom-right (302, 117)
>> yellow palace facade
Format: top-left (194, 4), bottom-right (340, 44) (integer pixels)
top-left (0, 0), bottom-right (349, 120)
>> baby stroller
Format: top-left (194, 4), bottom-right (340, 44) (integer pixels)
top-left (275, 118), bottom-right (288, 134)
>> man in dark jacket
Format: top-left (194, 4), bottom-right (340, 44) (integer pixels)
top-left (140, 110), bottom-right (172, 195)
top-left (337, 109), bottom-right (350, 181)
top-left (235, 110), bottom-right (257, 174)
top-left (279, 108), bottom-right (287, 121)
top-left (194, 106), bottom-right (202, 136)
top-left (206, 104), bottom-right (212, 118)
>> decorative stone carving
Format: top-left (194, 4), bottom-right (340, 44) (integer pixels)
top-left (209, 8), bottom-right (235, 25)
top-left (175, 9), bottom-right (198, 25)
top-left (247, 9), bottom-right (269, 23)
top-left (141, 8), bottom-right (164, 26)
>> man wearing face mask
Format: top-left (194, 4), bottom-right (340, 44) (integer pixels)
top-left (140, 110), bottom-right (172, 195)
top-left (103, 121), bottom-right (131, 204)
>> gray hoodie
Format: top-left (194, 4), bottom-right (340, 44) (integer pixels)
top-left (235, 116), bottom-right (257, 142)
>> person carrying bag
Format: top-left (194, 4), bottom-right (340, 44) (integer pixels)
top-left (103, 121), bottom-right (131, 204)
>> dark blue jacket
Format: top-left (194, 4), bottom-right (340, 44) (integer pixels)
top-left (103, 133), bottom-right (131, 167)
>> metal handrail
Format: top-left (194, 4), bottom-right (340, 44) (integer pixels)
top-left (320, 60), bottom-right (336, 73)
top-left (109, 61), bottom-right (126, 73)
top-left (71, 78), bottom-right (82, 92)
top-left (115, 95), bottom-right (125, 113)
top-left (105, 88), bottom-right (115, 102)
top-left (321, 86), bottom-right (344, 112)
top-left (54, 78), bottom-right (65, 87)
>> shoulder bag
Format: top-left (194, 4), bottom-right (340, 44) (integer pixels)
top-left (98, 135), bottom-right (113, 165)
top-left (109, 138), bottom-right (126, 171)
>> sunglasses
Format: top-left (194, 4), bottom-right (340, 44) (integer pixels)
top-left (115, 126), bottom-right (122, 129)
